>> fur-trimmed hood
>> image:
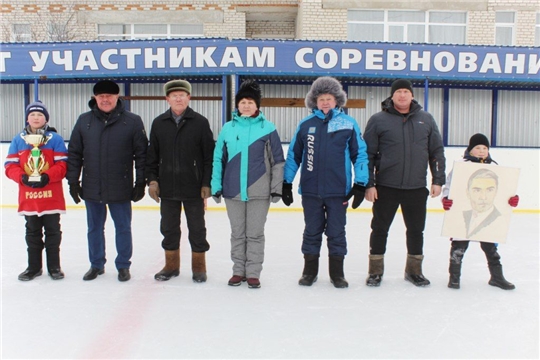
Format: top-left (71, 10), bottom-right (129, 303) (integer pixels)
top-left (305, 77), bottom-right (347, 110)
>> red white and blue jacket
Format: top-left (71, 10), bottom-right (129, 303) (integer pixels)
top-left (4, 127), bottom-right (67, 216)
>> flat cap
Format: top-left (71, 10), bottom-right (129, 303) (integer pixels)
top-left (164, 80), bottom-right (192, 96)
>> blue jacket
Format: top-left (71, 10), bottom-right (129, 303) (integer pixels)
top-left (284, 108), bottom-right (368, 198)
top-left (211, 111), bottom-right (284, 201)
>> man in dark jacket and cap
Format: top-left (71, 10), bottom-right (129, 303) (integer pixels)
top-left (146, 79), bottom-right (215, 283)
top-left (363, 79), bottom-right (446, 287)
top-left (67, 79), bottom-right (148, 282)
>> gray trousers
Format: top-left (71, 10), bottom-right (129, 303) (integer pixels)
top-left (224, 198), bottom-right (270, 279)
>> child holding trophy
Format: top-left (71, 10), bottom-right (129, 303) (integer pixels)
top-left (4, 101), bottom-right (68, 281)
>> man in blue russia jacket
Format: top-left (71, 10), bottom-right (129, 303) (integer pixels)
top-left (282, 76), bottom-right (369, 289)
top-left (67, 80), bottom-right (148, 283)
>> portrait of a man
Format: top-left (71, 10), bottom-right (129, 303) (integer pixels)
top-left (463, 169), bottom-right (501, 238)
top-left (441, 162), bottom-right (520, 243)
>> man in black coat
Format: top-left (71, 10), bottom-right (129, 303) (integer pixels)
top-left (67, 80), bottom-right (148, 282)
top-left (145, 79), bottom-right (215, 283)
top-left (364, 79), bottom-right (446, 287)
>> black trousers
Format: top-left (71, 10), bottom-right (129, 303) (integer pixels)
top-left (24, 214), bottom-right (62, 270)
top-left (450, 240), bottom-right (501, 267)
top-left (369, 186), bottom-right (429, 256)
top-left (160, 198), bottom-right (210, 252)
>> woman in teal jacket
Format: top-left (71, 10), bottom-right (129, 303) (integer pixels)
top-left (211, 80), bottom-right (285, 289)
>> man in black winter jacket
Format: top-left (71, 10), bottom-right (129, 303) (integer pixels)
top-left (145, 79), bottom-right (215, 283)
top-left (67, 80), bottom-right (148, 283)
top-left (363, 79), bottom-right (446, 288)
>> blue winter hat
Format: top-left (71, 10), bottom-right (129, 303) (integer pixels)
top-left (25, 100), bottom-right (49, 122)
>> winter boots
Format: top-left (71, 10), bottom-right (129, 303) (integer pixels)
top-left (298, 254), bottom-right (319, 286)
top-left (404, 254), bottom-right (430, 287)
top-left (449, 244), bottom-right (515, 290)
top-left (366, 254), bottom-right (384, 287)
top-left (329, 255), bottom-right (348, 288)
top-left (18, 248), bottom-right (43, 281)
top-left (228, 275), bottom-right (247, 286)
top-left (155, 249), bottom-right (180, 281)
top-left (488, 265), bottom-right (515, 290)
top-left (448, 246), bottom-right (465, 289)
top-left (448, 263), bottom-right (461, 289)
top-left (46, 248), bottom-right (64, 280)
top-left (191, 251), bottom-right (207, 283)
top-left (485, 246), bottom-right (515, 290)
top-left (247, 278), bottom-right (261, 289)
top-left (19, 247), bottom-right (65, 281)
top-left (18, 268), bottom-right (43, 281)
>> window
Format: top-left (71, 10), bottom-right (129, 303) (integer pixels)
top-left (98, 24), bottom-right (204, 40)
top-left (495, 11), bottom-right (515, 46)
top-left (11, 24), bottom-right (31, 42)
top-left (534, 13), bottom-right (540, 46)
top-left (347, 10), bottom-right (466, 44)
top-left (48, 22), bottom-right (73, 41)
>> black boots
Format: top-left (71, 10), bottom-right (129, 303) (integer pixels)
top-left (18, 268), bottom-right (43, 281)
top-left (19, 248), bottom-right (65, 281)
top-left (83, 267), bottom-right (105, 281)
top-left (448, 243), bottom-right (515, 290)
top-left (118, 268), bottom-right (131, 282)
top-left (485, 246), bottom-right (515, 290)
top-left (366, 254), bottom-right (384, 286)
top-left (18, 248), bottom-right (43, 281)
top-left (448, 263), bottom-right (461, 289)
top-left (191, 251), bottom-right (207, 283)
top-left (155, 249), bottom-right (180, 281)
top-left (301, 255), bottom-right (347, 288)
top-left (404, 254), bottom-right (430, 287)
top-left (448, 246), bottom-right (465, 289)
top-left (488, 265), bottom-right (515, 290)
top-left (298, 254), bottom-right (319, 286)
top-left (329, 255), bottom-right (348, 288)
top-left (46, 248), bottom-right (64, 280)
top-left (49, 268), bottom-right (65, 280)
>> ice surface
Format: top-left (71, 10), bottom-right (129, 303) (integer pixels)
top-left (1, 208), bottom-right (539, 359)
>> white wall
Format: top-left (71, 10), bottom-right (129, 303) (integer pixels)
top-left (1, 144), bottom-right (538, 211)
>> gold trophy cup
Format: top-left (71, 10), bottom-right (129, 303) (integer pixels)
top-left (22, 133), bottom-right (48, 182)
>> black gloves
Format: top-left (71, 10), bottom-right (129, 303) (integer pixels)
top-left (69, 182), bottom-right (83, 204)
top-left (346, 184), bottom-right (366, 209)
top-left (132, 183), bottom-right (146, 202)
top-left (212, 191), bottom-right (222, 204)
top-left (282, 183), bottom-right (293, 206)
top-left (22, 174), bottom-right (49, 188)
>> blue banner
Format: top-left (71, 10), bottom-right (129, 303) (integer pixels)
top-left (1, 38), bottom-right (538, 82)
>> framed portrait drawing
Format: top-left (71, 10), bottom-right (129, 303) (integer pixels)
top-left (441, 162), bottom-right (520, 244)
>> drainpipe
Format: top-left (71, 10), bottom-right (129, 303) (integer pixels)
top-left (33, 78), bottom-right (39, 101)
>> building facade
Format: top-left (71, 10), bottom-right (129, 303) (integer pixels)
top-left (1, 0), bottom-right (539, 148)
top-left (2, 0), bottom-right (539, 46)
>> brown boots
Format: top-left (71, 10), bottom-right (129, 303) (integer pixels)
top-left (404, 254), bottom-right (431, 287)
top-left (154, 249), bottom-right (207, 283)
top-left (366, 254), bottom-right (384, 286)
top-left (191, 251), bottom-right (207, 283)
top-left (154, 249), bottom-right (180, 281)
